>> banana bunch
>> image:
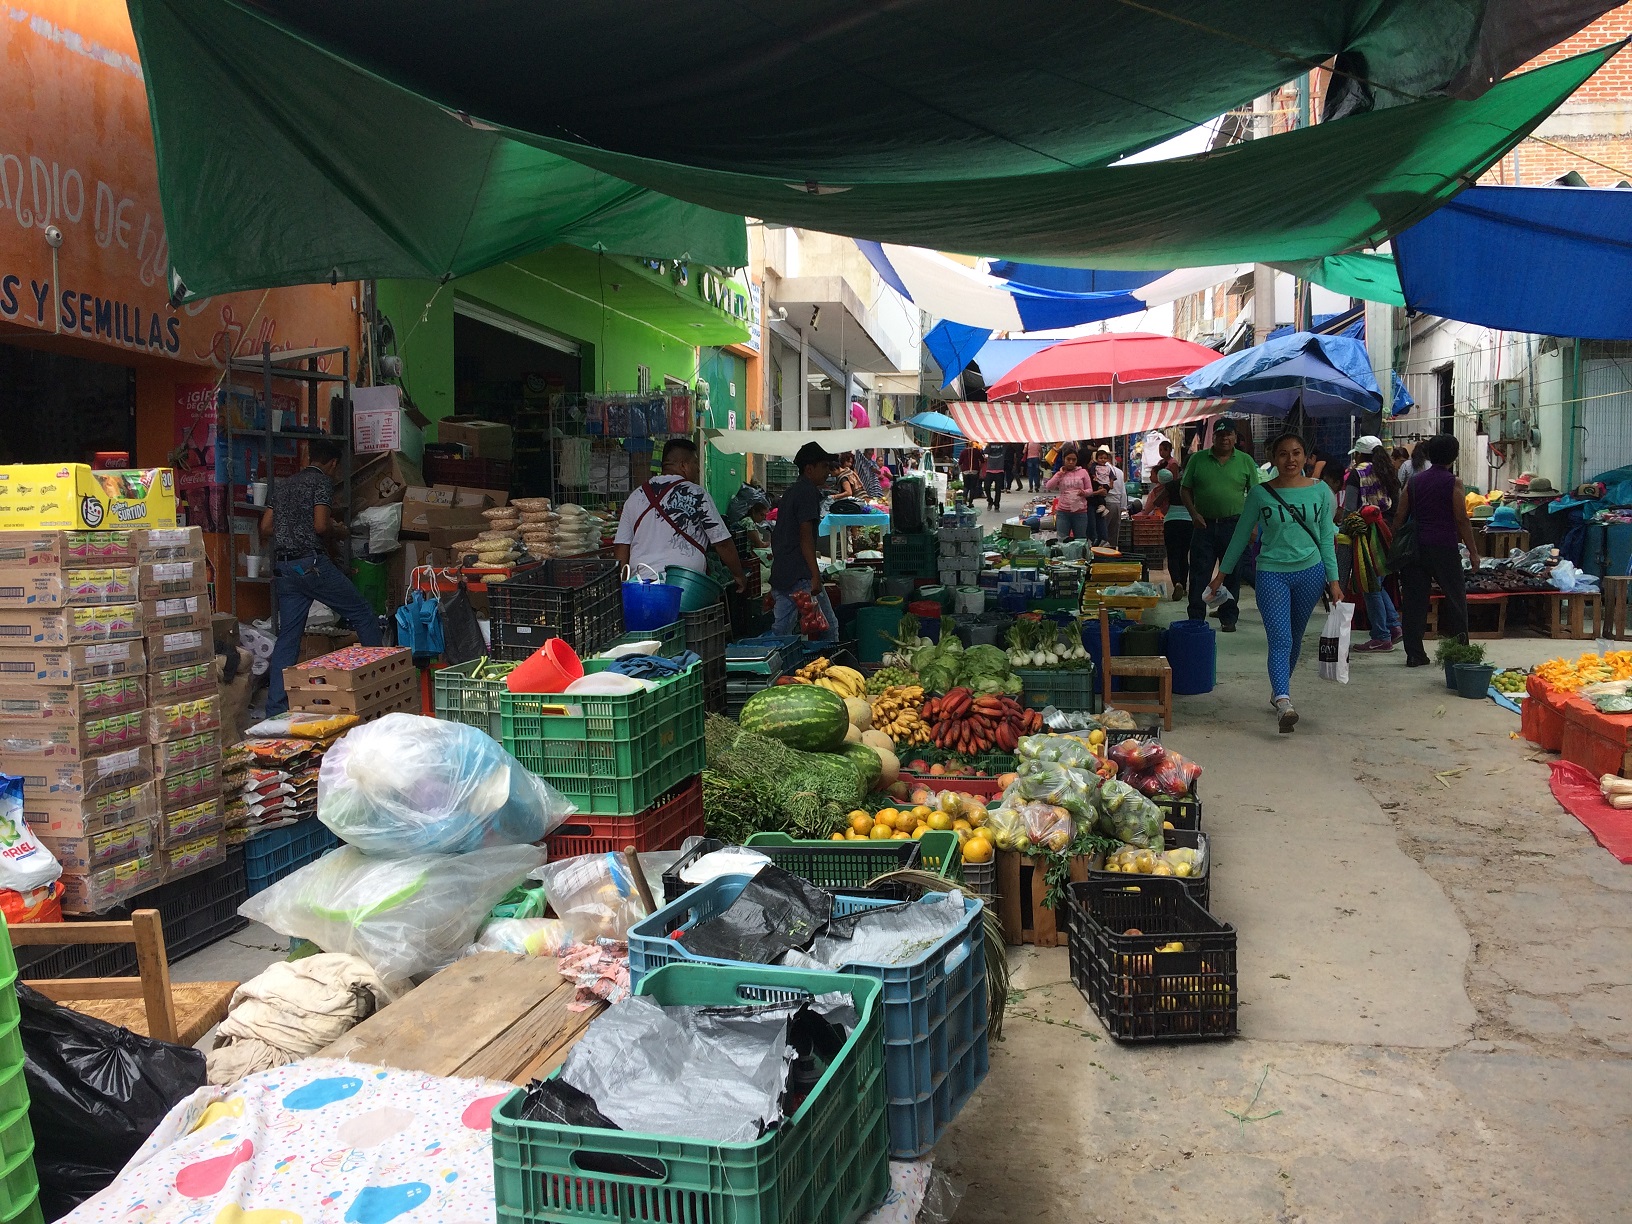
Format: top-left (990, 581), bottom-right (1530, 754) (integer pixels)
top-left (871, 684), bottom-right (932, 746)
top-left (795, 656), bottom-right (867, 698)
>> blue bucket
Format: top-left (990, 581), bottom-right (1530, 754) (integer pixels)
top-left (623, 578), bottom-right (683, 630)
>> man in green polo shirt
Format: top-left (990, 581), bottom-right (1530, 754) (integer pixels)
top-left (1180, 419), bottom-right (1259, 631)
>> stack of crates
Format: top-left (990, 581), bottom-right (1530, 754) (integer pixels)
top-left (938, 519), bottom-right (983, 588)
top-left (724, 634), bottom-right (800, 718)
top-left (883, 530), bottom-right (938, 580)
top-left (682, 602), bottom-right (730, 714)
top-left (501, 659), bottom-right (706, 832)
top-left (0, 917), bottom-right (43, 1224)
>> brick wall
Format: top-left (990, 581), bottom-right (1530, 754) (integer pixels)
top-left (1482, 3), bottom-right (1632, 186)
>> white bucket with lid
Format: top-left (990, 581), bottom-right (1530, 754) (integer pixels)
top-left (955, 586), bottom-right (985, 615)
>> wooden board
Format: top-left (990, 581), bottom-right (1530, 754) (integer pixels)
top-left (996, 850), bottom-right (1091, 947)
top-left (316, 952), bottom-right (602, 1083)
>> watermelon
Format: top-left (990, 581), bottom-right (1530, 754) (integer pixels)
top-left (740, 685), bottom-right (850, 753)
top-left (840, 743), bottom-right (883, 791)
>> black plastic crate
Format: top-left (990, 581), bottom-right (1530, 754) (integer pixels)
top-left (486, 558), bottom-right (623, 657)
top-left (682, 602), bottom-right (730, 666)
top-left (15, 931), bottom-right (138, 980)
top-left (704, 674), bottom-right (727, 715)
top-left (1067, 877), bottom-right (1236, 1042)
top-left (422, 451), bottom-right (514, 492)
top-left (1152, 789), bottom-right (1202, 832)
top-left (149, 849), bottom-right (249, 961)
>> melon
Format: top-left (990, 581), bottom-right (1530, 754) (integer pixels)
top-left (872, 744), bottom-right (900, 788)
top-left (860, 728), bottom-right (894, 756)
top-left (844, 723), bottom-right (863, 744)
top-left (840, 742), bottom-right (883, 791)
top-left (844, 697), bottom-right (873, 730)
top-left (739, 685), bottom-right (850, 753)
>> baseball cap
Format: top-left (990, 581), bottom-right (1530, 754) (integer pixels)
top-left (1213, 418), bottom-right (1238, 435)
top-left (1350, 434), bottom-right (1384, 455)
top-left (794, 441), bottom-right (839, 470)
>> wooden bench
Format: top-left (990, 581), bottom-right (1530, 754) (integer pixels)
top-left (1430, 592), bottom-right (1509, 640)
top-left (1602, 576), bottom-right (1632, 641)
top-left (1530, 589), bottom-right (1602, 640)
top-left (1477, 529), bottom-right (1529, 560)
top-left (9, 910), bottom-right (238, 1046)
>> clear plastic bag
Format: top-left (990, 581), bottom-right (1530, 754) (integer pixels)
top-left (1095, 780), bottom-right (1164, 849)
top-left (1143, 751), bottom-right (1202, 797)
top-left (533, 853), bottom-right (649, 944)
top-left (469, 917), bottom-right (571, 957)
top-left (317, 712), bottom-right (574, 854)
top-left (239, 844), bottom-right (544, 987)
top-left (985, 805), bottom-right (1026, 852)
top-left (1014, 801), bottom-right (1072, 854)
top-left (1108, 738), bottom-right (1165, 772)
top-left (1016, 734), bottom-right (1092, 767)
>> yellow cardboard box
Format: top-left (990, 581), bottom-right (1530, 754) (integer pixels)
top-left (0, 466), bottom-right (179, 531)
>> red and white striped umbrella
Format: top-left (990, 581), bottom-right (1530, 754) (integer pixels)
top-left (946, 399), bottom-right (1229, 444)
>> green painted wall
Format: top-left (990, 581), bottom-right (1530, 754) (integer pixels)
top-left (699, 347), bottom-right (748, 516)
top-left (377, 249), bottom-right (707, 428)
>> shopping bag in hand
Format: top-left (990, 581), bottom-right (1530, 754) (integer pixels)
top-left (1318, 601), bottom-right (1354, 684)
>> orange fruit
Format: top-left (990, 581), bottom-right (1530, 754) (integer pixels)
top-left (910, 825), bottom-right (929, 840)
top-left (869, 824), bottom-right (893, 840)
top-left (873, 811), bottom-right (895, 831)
top-left (892, 830), bottom-right (911, 840)
top-left (830, 832), bottom-right (846, 841)
top-left (912, 805), bottom-right (935, 822)
top-left (952, 818), bottom-right (973, 833)
top-left (849, 813), bottom-right (874, 835)
top-left (962, 836), bottom-right (994, 864)
top-left (926, 812), bottom-right (953, 831)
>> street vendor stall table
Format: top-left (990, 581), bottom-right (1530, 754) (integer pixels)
top-left (819, 509), bottom-right (892, 562)
top-left (317, 951), bottom-right (602, 1083)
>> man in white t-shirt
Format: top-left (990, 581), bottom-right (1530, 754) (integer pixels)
top-left (614, 438), bottom-right (748, 590)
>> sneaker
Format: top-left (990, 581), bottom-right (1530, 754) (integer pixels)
top-left (1353, 638), bottom-right (1395, 653)
top-left (1390, 628), bottom-right (1404, 644)
top-left (1171, 582), bottom-right (1186, 602)
top-left (1275, 698), bottom-right (1298, 733)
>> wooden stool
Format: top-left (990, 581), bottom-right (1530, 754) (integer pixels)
top-left (1603, 576), bottom-right (1632, 640)
top-left (1536, 590), bottom-right (1601, 640)
top-left (1100, 615), bottom-right (1172, 729)
top-left (9, 909), bottom-right (238, 1046)
top-left (1477, 529), bottom-right (1529, 559)
top-left (1462, 593), bottom-right (1509, 640)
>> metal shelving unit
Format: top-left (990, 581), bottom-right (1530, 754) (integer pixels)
top-left (223, 344), bottom-right (352, 617)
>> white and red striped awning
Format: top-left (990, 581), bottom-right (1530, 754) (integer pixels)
top-left (946, 399), bottom-right (1229, 444)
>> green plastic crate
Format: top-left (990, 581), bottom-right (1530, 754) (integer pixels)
top-left (746, 830), bottom-right (963, 882)
top-left (501, 661), bottom-right (705, 815)
top-left (432, 659), bottom-right (507, 739)
top-left (491, 963), bottom-right (888, 1224)
top-left (616, 620), bottom-right (686, 654)
top-left (0, 1105), bottom-right (35, 1221)
top-left (1016, 665), bottom-right (1097, 712)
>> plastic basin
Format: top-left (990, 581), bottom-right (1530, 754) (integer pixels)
top-left (1454, 662), bottom-right (1496, 699)
top-left (665, 565), bottom-right (725, 612)
top-left (504, 637), bottom-right (584, 693)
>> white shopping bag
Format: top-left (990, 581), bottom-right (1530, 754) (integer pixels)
top-left (1318, 601), bottom-right (1354, 684)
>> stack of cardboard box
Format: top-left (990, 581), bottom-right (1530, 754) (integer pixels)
top-left (281, 645), bottom-right (416, 722)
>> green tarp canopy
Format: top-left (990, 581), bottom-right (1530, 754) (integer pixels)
top-left (129, 0), bottom-right (750, 298)
top-left (1273, 253), bottom-right (1406, 307)
top-left (128, 0), bottom-right (1617, 292)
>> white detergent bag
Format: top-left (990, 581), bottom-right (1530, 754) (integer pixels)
top-left (1319, 601), bottom-right (1355, 684)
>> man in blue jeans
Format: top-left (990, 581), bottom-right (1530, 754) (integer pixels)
top-left (770, 441), bottom-right (840, 644)
top-left (261, 439), bottom-right (383, 714)
top-left (1179, 420), bottom-right (1259, 633)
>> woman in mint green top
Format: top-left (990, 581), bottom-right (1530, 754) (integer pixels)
top-left (1204, 433), bottom-right (1344, 733)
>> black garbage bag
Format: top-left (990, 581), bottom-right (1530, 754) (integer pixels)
top-left (18, 983), bottom-right (206, 1220)
top-left (439, 582), bottom-right (487, 666)
top-left (677, 866), bottom-right (833, 965)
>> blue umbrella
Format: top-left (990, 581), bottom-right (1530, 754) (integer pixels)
top-left (1168, 332), bottom-right (1382, 417)
top-left (907, 410), bottom-right (964, 438)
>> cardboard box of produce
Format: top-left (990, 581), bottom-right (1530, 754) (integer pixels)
top-left (38, 817), bottom-right (156, 872)
top-left (352, 451), bottom-right (425, 513)
top-left (399, 486), bottom-right (454, 536)
top-left (0, 605), bottom-right (142, 647)
top-left (5, 743), bottom-right (153, 800)
top-left (0, 640), bottom-right (145, 684)
top-left (160, 827), bottom-right (226, 883)
top-left (0, 563), bottom-right (142, 609)
top-left (436, 418), bottom-right (513, 461)
top-left (150, 662), bottom-right (215, 704)
top-left (0, 676), bottom-right (145, 722)
top-left (142, 594), bottom-right (212, 635)
top-left (153, 729), bottom-right (222, 776)
top-left (146, 628), bottom-right (212, 672)
top-left (136, 526), bottom-right (205, 563)
top-left (0, 532), bottom-right (68, 568)
top-left (353, 386), bottom-right (428, 462)
top-left (24, 779), bottom-right (157, 837)
top-left (138, 558), bottom-right (209, 599)
top-left (435, 484), bottom-right (509, 508)
top-left (157, 761), bottom-right (223, 813)
top-left (64, 530), bottom-right (141, 567)
top-left (59, 853), bottom-right (161, 914)
top-left (0, 709), bottom-right (146, 759)
top-left (0, 465), bottom-right (178, 531)
top-left (0, 569), bottom-right (64, 608)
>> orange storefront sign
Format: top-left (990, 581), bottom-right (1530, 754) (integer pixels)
top-left (0, 2), bottom-right (356, 368)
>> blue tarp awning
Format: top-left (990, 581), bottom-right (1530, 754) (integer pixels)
top-left (1394, 184), bottom-right (1632, 340)
top-left (1170, 331), bottom-right (1383, 416)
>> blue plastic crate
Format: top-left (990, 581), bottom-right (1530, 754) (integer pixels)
top-left (628, 876), bottom-right (989, 1159)
top-left (243, 820), bottom-right (341, 896)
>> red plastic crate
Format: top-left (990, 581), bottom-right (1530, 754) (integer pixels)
top-left (543, 774), bottom-right (703, 857)
top-left (900, 771), bottom-right (1004, 800)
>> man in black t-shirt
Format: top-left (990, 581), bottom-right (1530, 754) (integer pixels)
top-left (260, 439), bottom-right (382, 715)
top-left (770, 442), bottom-right (840, 643)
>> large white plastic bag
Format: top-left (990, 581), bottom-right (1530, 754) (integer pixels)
top-left (317, 713), bottom-right (574, 854)
top-left (1318, 601), bottom-right (1354, 684)
top-left (0, 775), bottom-right (60, 892)
top-left (532, 853), bottom-right (650, 943)
top-left (239, 844), bottom-right (544, 987)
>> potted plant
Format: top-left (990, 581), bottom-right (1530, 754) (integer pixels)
top-left (1435, 638), bottom-right (1486, 690)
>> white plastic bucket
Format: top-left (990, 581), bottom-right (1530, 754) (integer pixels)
top-left (955, 586), bottom-right (984, 615)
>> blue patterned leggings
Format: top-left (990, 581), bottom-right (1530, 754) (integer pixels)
top-left (1254, 564), bottom-right (1329, 701)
